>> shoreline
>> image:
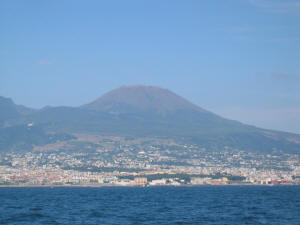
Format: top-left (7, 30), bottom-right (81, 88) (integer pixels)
top-left (0, 184), bottom-right (298, 188)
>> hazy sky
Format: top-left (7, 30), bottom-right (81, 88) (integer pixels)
top-left (1, 0), bottom-right (300, 134)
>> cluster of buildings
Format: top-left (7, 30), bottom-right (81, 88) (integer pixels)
top-left (0, 145), bottom-right (299, 186)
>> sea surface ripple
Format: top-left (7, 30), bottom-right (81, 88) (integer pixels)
top-left (0, 186), bottom-right (299, 225)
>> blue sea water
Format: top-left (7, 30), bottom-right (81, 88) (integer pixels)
top-left (0, 186), bottom-right (299, 225)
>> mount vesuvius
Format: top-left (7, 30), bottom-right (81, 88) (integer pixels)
top-left (1, 85), bottom-right (300, 153)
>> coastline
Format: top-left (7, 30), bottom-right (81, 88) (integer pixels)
top-left (0, 183), bottom-right (298, 188)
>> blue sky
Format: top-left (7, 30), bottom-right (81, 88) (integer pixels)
top-left (1, 0), bottom-right (300, 133)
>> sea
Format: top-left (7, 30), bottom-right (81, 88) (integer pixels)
top-left (0, 186), bottom-right (299, 225)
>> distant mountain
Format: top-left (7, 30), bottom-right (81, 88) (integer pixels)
top-left (1, 85), bottom-right (300, 153)
top-left (0, 124), bottom-right (75, 152)
top-left (0, 97), bottom-right (20, 123)
top-left (82, 85), bottom-right (206, 115)
top-left (0, 97), bottom-right (73, 151)
top-left (0, 96), bottom-right (36, 126)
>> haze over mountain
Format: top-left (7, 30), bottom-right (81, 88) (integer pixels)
top-left (0, 96), bottom-right (36, 126)
top-left (82, 85), bottom-right (206, 115)
top-left (1, 85), bottom-right (300, 153)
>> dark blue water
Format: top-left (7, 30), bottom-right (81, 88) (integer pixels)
top-left (0, 186), bottom-right (299, 225)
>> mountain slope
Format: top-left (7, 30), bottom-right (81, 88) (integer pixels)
top-left (1, 85), bottom-right (300, 153)
top-left (0, 97), bottom-right (20, 124)
top-left (82, 85), bottom-right (207, 115)
top-left (0, 124), bottom-right (75, 152)
top-left (0, 96), bottom-right (36, 127)
top-left (0, 97), bottom-right (73, 152)
top-left (35, 86), bottom-right (251, 137)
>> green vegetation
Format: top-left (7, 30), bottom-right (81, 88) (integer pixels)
top-left (0, 125), bottom-right (75, 152)
top-left (118, 173), bottom-right (246, 183)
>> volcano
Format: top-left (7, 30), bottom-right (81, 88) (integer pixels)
top-left (82, 85), bottom-right (206, 115)
top-left (1, 85), bottom-right (300, 153)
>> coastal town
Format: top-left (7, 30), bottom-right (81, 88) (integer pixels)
top-left (1, 135), bottom-right (299, 187)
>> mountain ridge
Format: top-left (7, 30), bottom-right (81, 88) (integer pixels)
top-left (1, 85), bottom-right (300, 153)
top-left (82, 85), bottom-right (208, 115)
top-left (0, 96), bottom-right (36, 125)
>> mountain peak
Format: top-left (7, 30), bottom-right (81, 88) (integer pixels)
top-left (82, 85), bottom-right (205, 115)
top-left (0, 96), bottom-right (36, 123)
